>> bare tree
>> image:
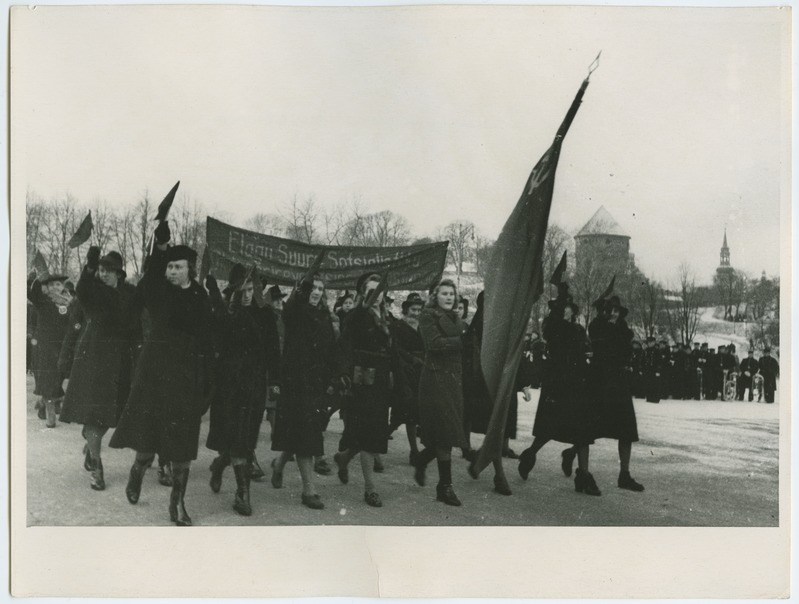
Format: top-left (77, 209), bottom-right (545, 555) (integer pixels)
top-left (111, 205), bottom-right (141, 277)
top-left (244, 212), bottom-right (287, 237)
top-left (283, 194), bottom-right (319, 244)
top-left (25, 188), bottom-right (47, 269)
top-left (663, 262), bottom-right (702, 345)
top-left (171, 191), bottom-right (206, 250)
top-left (39, 194), bottom-right (80, 276)
top-left (441, 220), bottom-right (474, 287)
top-left (713, 268), bottom-right (747, 321)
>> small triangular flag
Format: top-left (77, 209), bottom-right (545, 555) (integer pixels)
top-left (154, 181), bottom-right (180, 221)
top-left (67, 211), bottom-right (93, 249)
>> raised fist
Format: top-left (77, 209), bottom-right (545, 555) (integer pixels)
top-left (154, 220), bottom-right (171, 245)
top-left (87, 246), bottom-right (101, 270)
top-left (204, 274), bottom-right (219, 293)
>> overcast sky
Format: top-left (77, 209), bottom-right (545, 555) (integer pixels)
top-left (11, 4), bottom-right (789, 285)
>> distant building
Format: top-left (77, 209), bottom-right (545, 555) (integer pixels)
top-left (574, 206), bottom-right (631, 275)
top-left (716, 228), bottom-right (734, 279)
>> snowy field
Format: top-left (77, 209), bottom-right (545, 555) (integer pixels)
top-left (23, 374), bottom-right (779, 527)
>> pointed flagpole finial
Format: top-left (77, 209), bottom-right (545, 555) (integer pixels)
top-left (587, 51), bottom-right (602, 79)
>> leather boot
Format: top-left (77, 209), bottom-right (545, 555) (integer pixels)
top-left (248, 452), bottom-right (265, 481)
top-left (157, 463), bottom-right (173, 487)
top-left (44, 399), bottom-right (57, 428)
top-left (169, 466), bottom-right (193, 526)
top-left (125, 457), bottom-right (152, 504)
top-left (82, 444), bottom-right (92, 472)
top-left (233, 464), bottom-right (252, 516)
top-left (413, 448), bottom-right (436, 487)
top-left (436, 459), bottom-right (462, 506)
top-left (209, 455), bottom-right (229, 493)
top-left (517, 447), bottom-right (536, 480)
top-left (574, 468), bottom-right (601, 496)
top-left (618, 470), bottom-right (644, 492)
top-left (89, 457), bottom-right (105, 491)
top-left (561, 448), bottom-right (577, 477)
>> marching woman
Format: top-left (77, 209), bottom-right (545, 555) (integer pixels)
top-left (109, 221), bottom-right (214, 526)
top-left (27, 267), bottom-right (71, 428)
top-left (205, 266), bottom-right (281, 516)
top-left (270, 269), bottom-right (337, 510)
top-left (587, 295), bottom-right (644, 492)
top-left (517, 285), bottom-right (601, 496)
top-left (333, 273), bottom-right (398, 507)
top-left (389, 293), bottom-right (425, 465)
top-left (59, 246), bottom-right (138, 491)
top-left (412, 278), bottom-right (469, 506)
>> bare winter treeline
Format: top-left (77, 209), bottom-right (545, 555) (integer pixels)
top-left (25, 188), bottom-right (779, 349)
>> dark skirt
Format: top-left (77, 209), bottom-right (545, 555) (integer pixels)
top-left (109, 333), bottom-right (206, 462)
top-left (271, 379), bottom-right (325, 457)
top-left (533, 369), bottom-right (597, 445)
top-left (36, 344), bottom-right (64, 400)
top-left (340, 382), bottom-right (390, 454)
top-left (593, 367), bottom-right (639, 442)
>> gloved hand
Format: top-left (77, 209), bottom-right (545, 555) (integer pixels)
top-left (204, 274), bottom-right (219, 293)
top-left (154, 220), bottom-right (171, 245)
top-left (87, 246), bottom-right (101, 270)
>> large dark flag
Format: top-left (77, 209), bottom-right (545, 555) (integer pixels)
top-left (473, 73), bottom-right (593, 475)
top-left (67, 210), bottom-right (93, 249)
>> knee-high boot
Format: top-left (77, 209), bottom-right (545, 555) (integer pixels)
top-left (209, 453), bottom-right (230, 493)
top-left (233, 464), bottom-right (252, 516)
top-left (125, 456), bottom-right (153, 504)
top-left (169, 465), bottom-right (193, 526)
top-left (435, 459), bottom-right (461, 506)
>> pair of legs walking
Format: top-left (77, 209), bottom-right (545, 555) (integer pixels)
top-left (125, 451), bottom-right (193, 526)
top-left (413, 447), bottom-right (462, 506)
top-left (334, 448), bottom-right (384, 507)
top-left (209, 452), bottom-right (254, 516)
top-left (271, 452), bottom-right (324, 509)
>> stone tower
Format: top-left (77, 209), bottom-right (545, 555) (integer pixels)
top-left (574, 206), bottom-right (630, 274)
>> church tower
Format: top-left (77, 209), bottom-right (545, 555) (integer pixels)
top-left (717, 229), bottom-right (733, 278)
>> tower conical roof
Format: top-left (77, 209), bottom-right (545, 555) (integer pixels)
top-left (722, 228), bottom-right (729, 249)
top-left (575, 206), bottom-right (629, 238)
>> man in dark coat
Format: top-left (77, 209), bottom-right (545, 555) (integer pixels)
top-left (109, 221), bottom-right (213, 526)
top-left (703, 347), bottom-right (718, 400)
top-left (719, 345), bottom-right (738, 400)
top-left (758, 348), bottom-right (779, 403)
top-left (737, 349), bottom-right (758, 401)
top-left (59, 247), bottom-right (138, 491)
top-left (643, 337), bottom-right (661, 404)
top-left (57, 298), bottom-right (85, 380)
top-left (689, 342), bottom-right (701, 400)
top-left (27, 269), bottom-right (71, 427)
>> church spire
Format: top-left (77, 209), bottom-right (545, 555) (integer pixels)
top-left (720, 228), bottom-right (730, 267)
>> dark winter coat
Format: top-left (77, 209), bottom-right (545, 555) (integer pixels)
top-left (643, 347), bottom-right (663, 403)
top-left (758, 355), bottom-right (779, 401)
top-left (206, 295), bottom-right (281, 458)
top-left (337, 305), bottom-right (397, 454)
top-left (532, 314), bottom-right (597, 445)
top-left (271, 284), bottom-right (337, 457)
top-left (27, 277), bottom-right (70, 400)
top-left (417, 306), bottom-right (468, 449)
top-left (588, 316), bottom-right (639, 442)
top-left (57, 298), bottom-right (85, 378)
top-left (59, 267), bottom-right (138, 428)
top-left (109, 247), bottom-right (213, 462)
top-left (392, 318), bottom-right (424, 425)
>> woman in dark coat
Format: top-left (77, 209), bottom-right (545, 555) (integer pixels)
top-left (412, 278), bottom-right (468, 506)
top-left (588, 295), bottom-right (644, 492)
top-left (57, 298), bottom-right (85, 380)
top-left (389, 293), bottom-right (425, 465)
top-left (109, 221), bottom-right (214, 526)
top-left (205, 266), bottom-right (281, 516)
top-left (332, 273), bottom-right (398, 508)
top-left (59, 247), bottom-right (137, 490)
top-left (27, 269), bottom-right (71, 427)
top-left (517, 288), bottom-right (601, 496)
top-left (270, 272), bottom-right (337, 510)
